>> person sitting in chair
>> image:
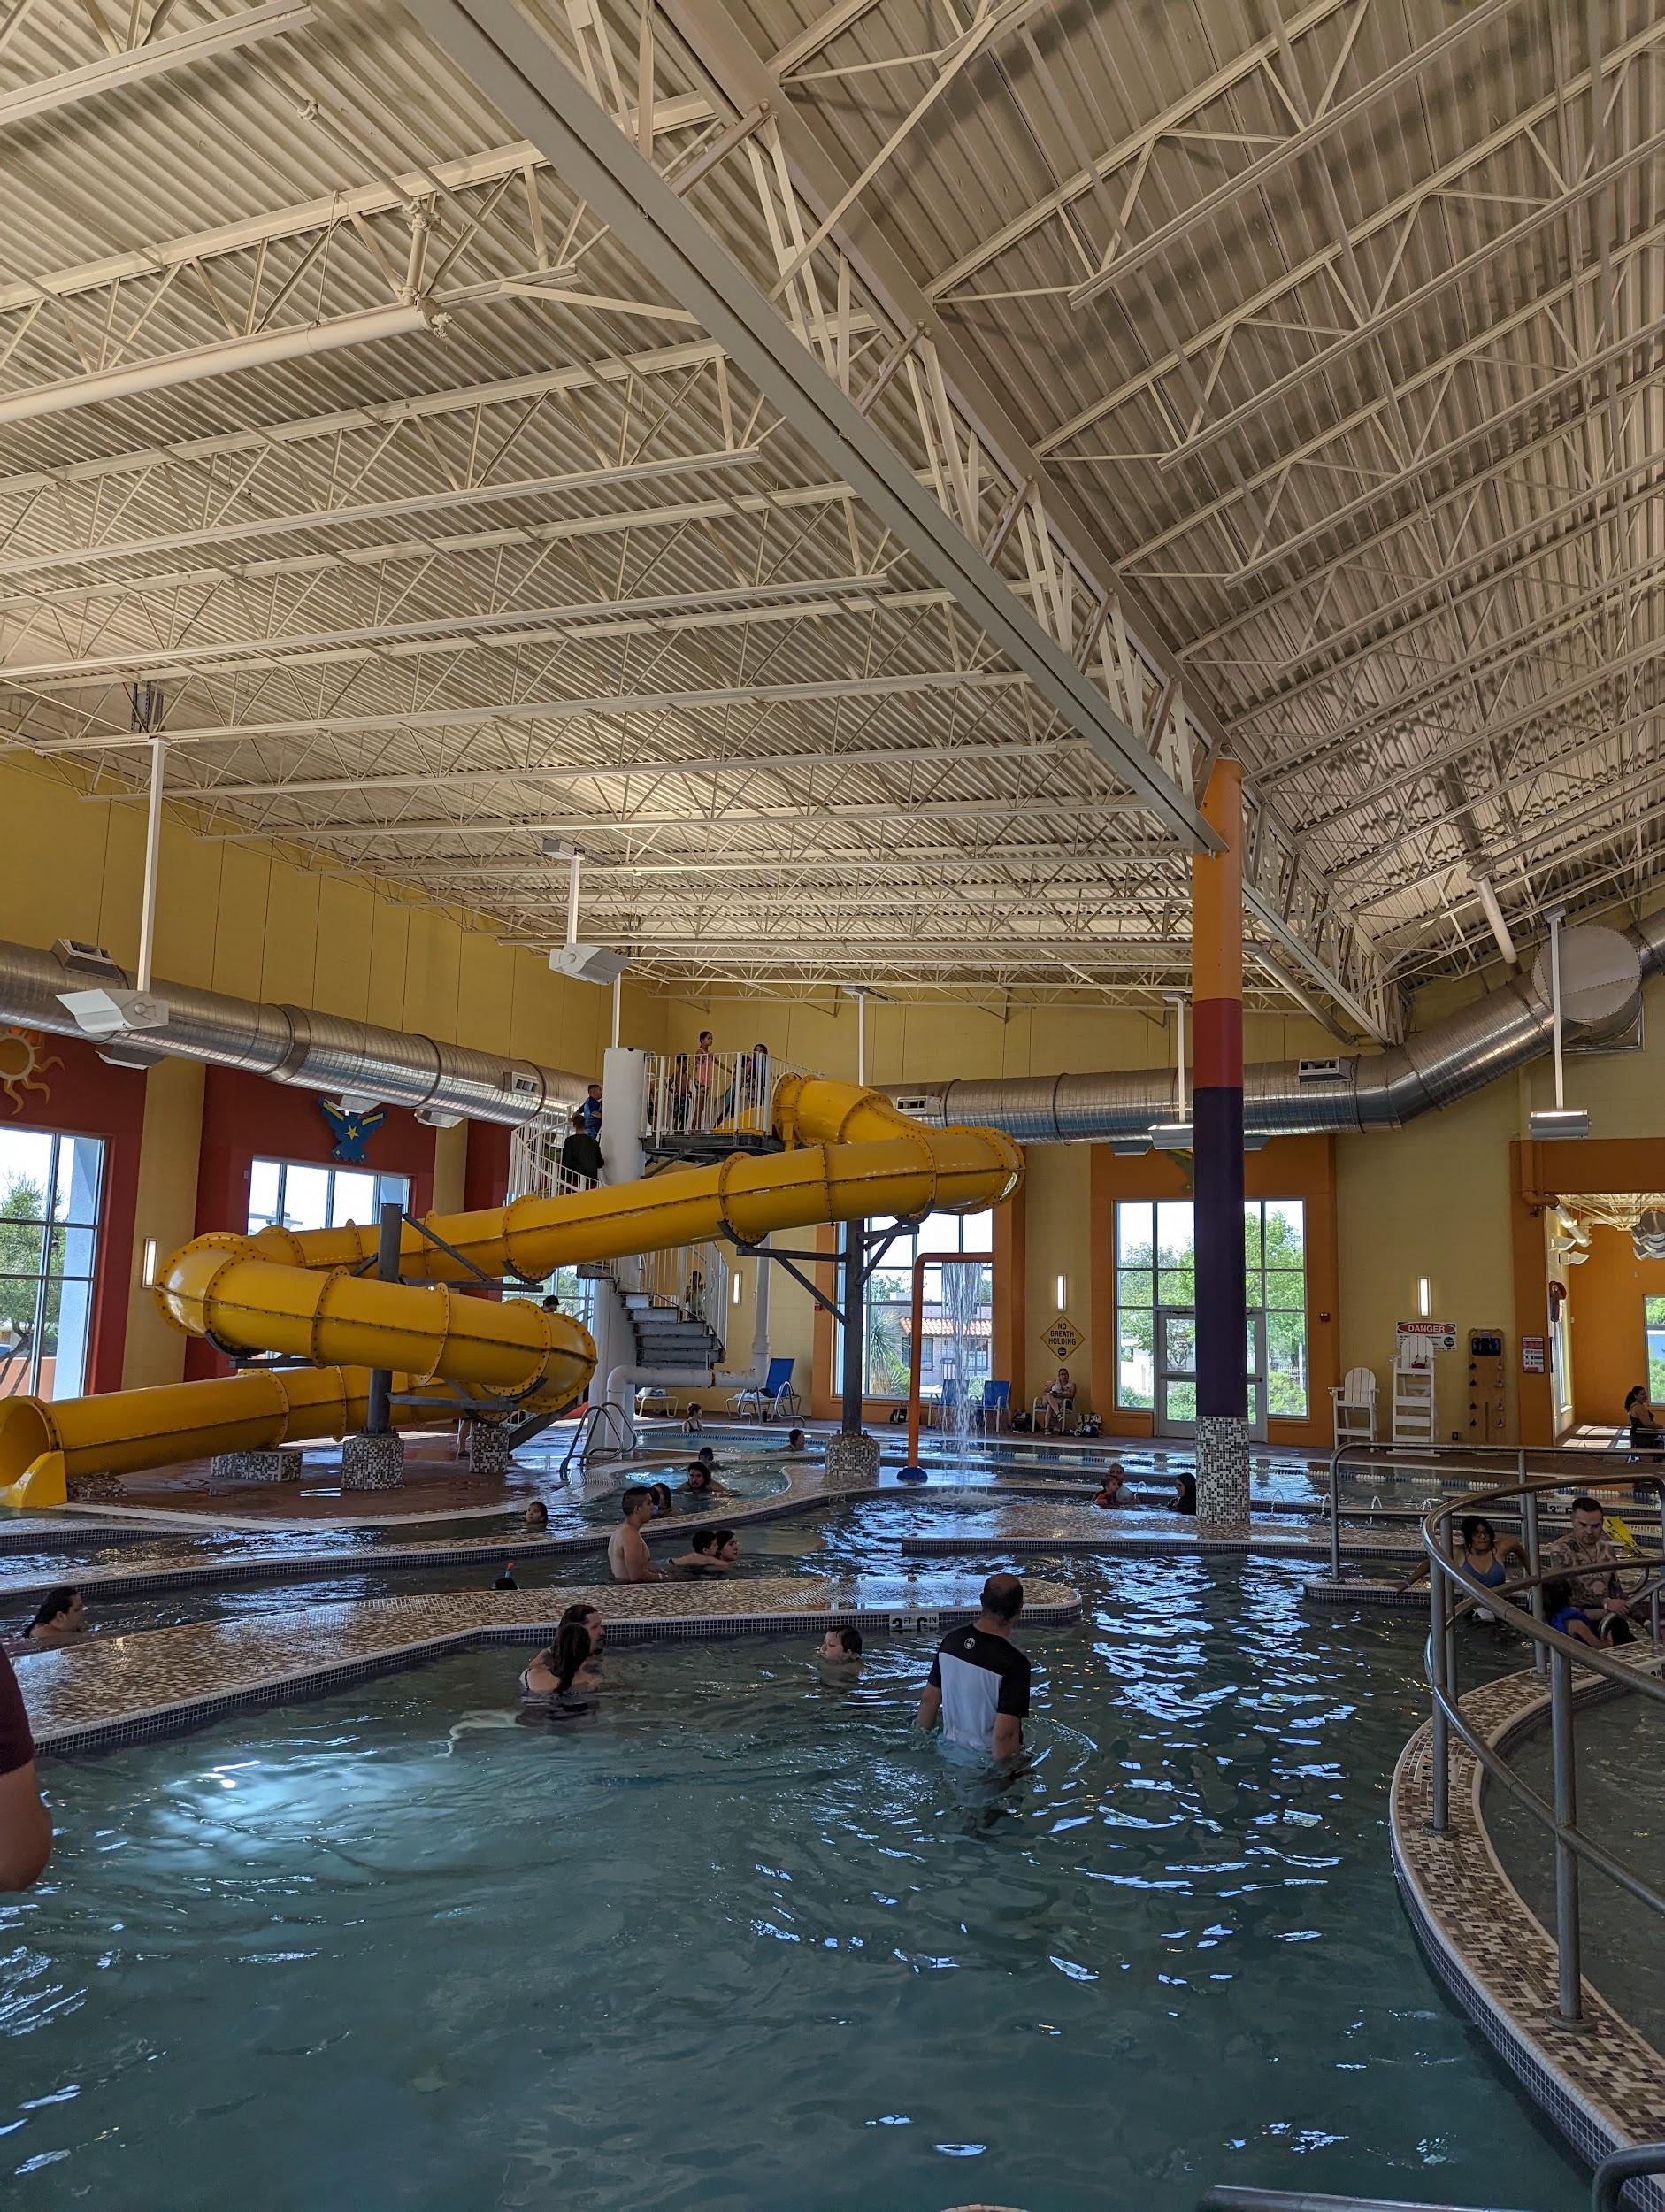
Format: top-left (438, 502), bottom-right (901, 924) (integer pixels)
top-left (1038, 1366), bottom-right (1077, 1434)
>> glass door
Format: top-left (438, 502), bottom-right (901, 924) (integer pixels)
top-left (1156, 1307), bottom-right (1196, 1434)
top-left (1156, 1307), bottom-right (1269, 1440)
top-left (0, 1128), bottom-right (105, 1402)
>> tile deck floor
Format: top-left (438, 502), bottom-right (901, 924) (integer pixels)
top-left (1392, 1654), bottom-right (1665, 2198)
top-left (17, 1574), bottom-right (1083, 1753)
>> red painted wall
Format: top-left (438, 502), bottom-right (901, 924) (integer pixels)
top-left (185, 1067), bottom-right (436, 1379)
top-left (0, 1025), bottom-right (145, 1393)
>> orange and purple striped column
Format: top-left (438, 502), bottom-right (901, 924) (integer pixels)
top-left (1192, 757), bottom-right (1249, 1525)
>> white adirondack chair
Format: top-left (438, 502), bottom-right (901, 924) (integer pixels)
top-left (1331, 1364), bottom-right (1378, 1447)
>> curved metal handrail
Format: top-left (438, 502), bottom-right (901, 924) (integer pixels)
top-left (1413, 1463), bottom-right (1665, 2038)
top-left (1324, 1437), bottom-right (1663, 1580)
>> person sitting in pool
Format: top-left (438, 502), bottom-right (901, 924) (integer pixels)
top-left (1400, 1516), bottom-right (1527, 1618)
top-left (648, 1481), bottom-right (676, 1517)
top-left (817, 1626), bottom-right (863, 1664)
top-left (684, 1402), bottom-right (704, 1433)
top-left (525, 1500), bottom-right (549, 1532)
top-left (1092, 1464), bottom-right (1128, 1509)
top-left (22, 1587), bottom-right (87, 1647)
top-left (494, 1565), bottom-right (518, 1591)
top-left (1541, 1578), bottom-right (1607, 1649)
top-left (1170, 1471), bottom-right (1197, 1517)
top-left (786, 1427), bottom-right (813, 1455)
top-left (519, 1604), bottom-right (605, 1701)
top-left (670, 1528), bottom-right (739, 1577)
top-left (1545, 1495), bottom-right (1637, 1643)
top-left (681, 1461), bottom-right (732, 1499)
top-left (607, 1488), bottom-right (663, 1583)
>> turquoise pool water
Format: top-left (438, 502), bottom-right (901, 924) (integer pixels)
top-left (3, 1556), bottom-right (1581, 2210)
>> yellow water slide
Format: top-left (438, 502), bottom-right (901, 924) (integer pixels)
top-left (0, 1079), bottom-right (1020, 1507)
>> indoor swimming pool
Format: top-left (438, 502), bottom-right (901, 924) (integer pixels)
top-left (2, 1555), bottom-right (1583, 2211)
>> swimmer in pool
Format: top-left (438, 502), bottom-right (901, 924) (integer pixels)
top-left (525, 1500), bottom-right (549, 1532)
top-left (494, 1565), bottom-right (518, 1590)
top-left (607, 1488), bottom-right (663, 1583)
top-left (681, 1462), bottom-right (732, 1498)
top-left (519, 1604), bottom-right (605, 1701)
top-left (22, 1588), bottom-right (87, 1647)
top-left (1093, 1464), bottom-right (1127, 1509)
top-left (817, 1626), bottom-right (863, 1664)
top-left (648, 1481), bottom-right (675, 1517)
top-left (786, 1428), bottom-right (814, 1455)
top-left (670, 1528), bottom-right (739, 1576)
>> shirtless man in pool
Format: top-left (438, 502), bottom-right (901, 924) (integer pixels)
top-left (607, 1488), bottom-right (663, 1583)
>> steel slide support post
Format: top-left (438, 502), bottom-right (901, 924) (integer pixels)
top-left (1193, 757), bottom-right (1249, 1525)
top-left (364, 1200), bottom-right (403, 1436)
top-left (1548, 1644), bottom-right (1584, 2027)
top-left (840, 1218), bottom-right (864, 1433)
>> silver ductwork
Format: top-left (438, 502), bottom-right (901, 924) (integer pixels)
top-left (886, 919), bottom-right (1660, 1142)
top-left (0, 937), bottom-right (587, 1127)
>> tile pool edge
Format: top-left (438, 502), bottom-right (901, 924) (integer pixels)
top-left (28, 1584), bottom-right (1084, 1759)
top-left (1390, 1666), bottom-right (1665, 2207)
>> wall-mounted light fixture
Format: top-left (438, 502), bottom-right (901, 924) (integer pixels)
top-left (1418, 1276), bottom-right (1431, 1318)
top-left (1055, 1273), bottom-right (1067, 1311)
top-left (731, 1268), bottom-right (743, 1309)
top-left (141, 1238), bottom-right (158, 1287)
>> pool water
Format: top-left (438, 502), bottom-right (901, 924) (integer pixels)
top-left (3, 1556), bottom-right (1581, 2211)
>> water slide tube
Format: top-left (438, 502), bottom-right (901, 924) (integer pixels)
top-left (0, 1079), bottom-right (1020, 1508)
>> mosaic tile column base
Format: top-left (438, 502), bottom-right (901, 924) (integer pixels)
top-left (208, 1449), bottom-right (303, 1487)
top-left (825, 1432), bottom-right (881, 1488)
top-left (339, 1432), bottom-right (406, 1490)
top-left (465, 1420), bottom-right (515, 1476)
top-left (66, 1471), bottom-right (127, 1502)
top-left (1195, 1414), bottom-right (1250, 1527)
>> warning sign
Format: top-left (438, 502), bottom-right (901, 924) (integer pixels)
top-left (1397, 1319), bottom-right (1456, 1351)
top-left (1043, 1316), bottom-right (1084, 1358)
top-left (1521, 1335), bottom-right (1546, 1373)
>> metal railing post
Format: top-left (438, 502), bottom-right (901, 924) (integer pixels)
top-left (1328, 1445), bottom-right (1344, 1579)
top-left (1427, 1548), bottom-right (1451, 1835)
top-left (1548, 1643), bottom-right (1585, 2029)
top-left (1520, 1451), bottom-right (1547, 1679)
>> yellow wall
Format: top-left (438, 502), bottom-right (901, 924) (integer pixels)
top-left (122, 1056), bottom-right (205, 1388)
top-left (1021, 1146), bottom-right (1093, 1411)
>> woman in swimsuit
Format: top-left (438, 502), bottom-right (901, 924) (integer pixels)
top-left (518, 1604), bottom-right (604, 1701)
top-left (1400, 1515), bottom-right (1526, 1617)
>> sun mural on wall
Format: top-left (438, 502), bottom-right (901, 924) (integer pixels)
top-left (0, 1028), bottom-right (61, 1116)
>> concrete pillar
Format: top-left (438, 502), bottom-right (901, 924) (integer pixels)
top-left (1193, 757), bottom-right (1250, 1526)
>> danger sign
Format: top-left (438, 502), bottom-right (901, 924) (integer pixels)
top-left (1398, 1319), bottom-right (1456, 1350)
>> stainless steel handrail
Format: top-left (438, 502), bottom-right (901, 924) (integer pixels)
top-left (1325, 1439), bottom-right (1664, 1580)
top-left (1414, 1464), bottom-right (1665, 2036)
top-left (1593, 2144), bottom-right (1665, 2212)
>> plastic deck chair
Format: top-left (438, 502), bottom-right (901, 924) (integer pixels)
top-left (1331, 1364), bottom-right (1377, 1447)
top-left (730, 1355), bottom-right (799, 1421)
top-left (979, 1379), bottom-right (1011, 1432)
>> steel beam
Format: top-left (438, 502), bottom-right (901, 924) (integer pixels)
top-left (396, 0), bottom-right (1214, 849)
top-left (0, 2), bottom-right (312, 129)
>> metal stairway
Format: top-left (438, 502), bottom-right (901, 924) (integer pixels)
top-left (624, 1290), bottom-right (725, 1371)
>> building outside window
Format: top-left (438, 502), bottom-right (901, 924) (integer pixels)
top-left (0, 1125), bottom-right (105, 1402)
top-left (1645, 1294), bottom-right (1665, 1405)
top-left (1115, 1198), bottom-right (1308, 1429)
top-left (837, 1210), bottom-right (994, 1400)
top-left (247, 1158), bottom-right (412, 1238)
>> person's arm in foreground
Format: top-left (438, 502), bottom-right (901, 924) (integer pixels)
top-left (916, 1650), bottom-right (942, 1732)
top-left (0, 1651), bottom-right (50, 1890)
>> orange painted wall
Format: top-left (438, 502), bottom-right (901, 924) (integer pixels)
top-left (1088, 1133), bottom-right (1339, 1450)
top-left (1563, 1224), bottom-right (1665, 1428)
top-left (1512, 1136), bottom-right (1665, 1444)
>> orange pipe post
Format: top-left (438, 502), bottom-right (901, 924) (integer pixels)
top-left (902, 1250), bottom-right (994, 1478)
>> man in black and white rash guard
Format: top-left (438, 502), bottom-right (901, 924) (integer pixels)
top-left (917, 1573), bottom-right (1031, 1758)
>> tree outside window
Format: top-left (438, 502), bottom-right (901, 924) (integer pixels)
top-left (1115, 1197), bottom-right (1308, 1417)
